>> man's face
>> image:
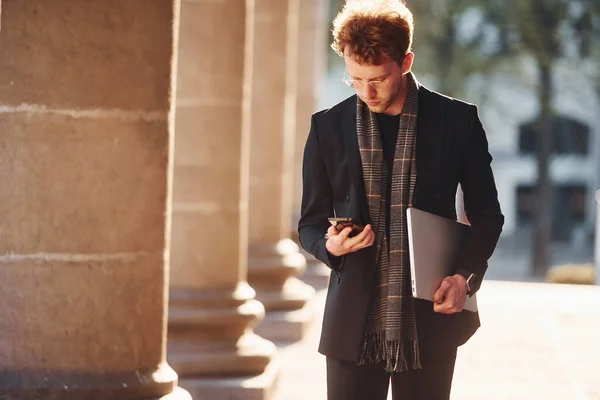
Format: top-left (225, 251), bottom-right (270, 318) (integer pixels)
top-left (343, 52), bottom-right (405, 114)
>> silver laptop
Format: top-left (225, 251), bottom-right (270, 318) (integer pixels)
top-left (406, 207), bottom-right (478, 312)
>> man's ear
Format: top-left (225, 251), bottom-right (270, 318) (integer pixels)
top-left (402, 52), bottom-right (415, 75)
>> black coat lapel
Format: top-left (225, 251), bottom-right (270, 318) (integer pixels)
top-left (341, 95), bottom-right (370, 224)
top-left (414, 86), bottom-right (446, 205)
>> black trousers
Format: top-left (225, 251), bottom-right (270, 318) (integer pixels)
top-left (326, 345), bottom-right (456, 400)
top-left (326, 301), bottom-right (460, 400)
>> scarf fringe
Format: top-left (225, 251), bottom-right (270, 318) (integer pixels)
top-left (358, 332), bottom-right (423, 373)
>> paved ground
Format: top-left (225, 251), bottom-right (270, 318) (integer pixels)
top-left (274, 281), bottom-right (600, 400)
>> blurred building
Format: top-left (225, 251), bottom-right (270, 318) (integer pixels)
top-left (470, 58), bottom-right (599, 249)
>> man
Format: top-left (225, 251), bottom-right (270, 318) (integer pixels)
top-left (298, 1), bottom-right (504, 399)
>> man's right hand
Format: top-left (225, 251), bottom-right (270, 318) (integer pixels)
top-left (325, 224), bottom-right (375, 257)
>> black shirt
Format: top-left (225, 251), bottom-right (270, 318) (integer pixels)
top-left (375, 112), bottom-right (400, 236)
top-left (376, 113), bottom-right (400, 174)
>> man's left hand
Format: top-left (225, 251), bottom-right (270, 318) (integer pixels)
top-left (433, 274), bottom-right (467, 314)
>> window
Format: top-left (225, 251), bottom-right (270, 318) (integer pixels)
top-left (519, 116), bottom-right (590, 155)
top-left (516, 184), bottom-right (587, 241)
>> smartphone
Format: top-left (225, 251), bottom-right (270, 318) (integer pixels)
top-left (328, 217), bottom-right (364, 237)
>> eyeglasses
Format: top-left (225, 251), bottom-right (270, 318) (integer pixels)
top-left (343, 69), bottom-right (391, 91)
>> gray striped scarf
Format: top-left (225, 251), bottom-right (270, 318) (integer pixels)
top-left (357, 73), bottom-right (421, 372)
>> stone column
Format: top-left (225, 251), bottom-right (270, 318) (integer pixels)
top-left (292, 0), bottom-right (330, 229)
top-left (247, 0), bottom-right (316, 342)
top-left (167, 0), bottom-right (278, 399)
top-left (0, 1), bottom-right (189, 399)
top-left (291, 0), bottom-right (333, 289)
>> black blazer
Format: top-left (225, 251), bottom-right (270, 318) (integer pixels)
top-left (298, 84), bottom-right (504, 362)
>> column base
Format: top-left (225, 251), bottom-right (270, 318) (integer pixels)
top-left (0, 388), bottom-right (192, 400)
top-left (168, 283), bottom-right (277, 377)
top-left (298, 248), bottom-right (330, 290)
top-left (0, 364), bottom-right (186, 400)
top-left (249, 239), bottom-right (317, 343)
top-left (179, 356), bottom-right (280, 400)
top-left (302, 261), bottom-right (330, 290)
top-left (169, 332), bottom-right (277, 376)
top-left (252, 276), bottom-right (315, 311)
top-left (157, 387), bottom-right (193, 400)
top-left (254, 297), bottom-right (318, 343)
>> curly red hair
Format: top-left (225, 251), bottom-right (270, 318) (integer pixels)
top-left (331, 0), bottom-right (414, 66)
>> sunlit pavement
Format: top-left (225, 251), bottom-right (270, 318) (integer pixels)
top-left (274, 281), bottom-right (600, 400)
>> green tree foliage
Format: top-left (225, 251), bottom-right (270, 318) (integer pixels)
top-left (408, 0), bottom-right (494, 97)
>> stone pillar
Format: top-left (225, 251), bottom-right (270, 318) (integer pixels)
top-left (247, 0), bottom-right (316, 342)
top-left (167, 0), bottom-right (279, 399)
top-left (290, 0), bottom-right (333, 289)
top-left (292, 0), bottom-right (330, 229)
top-left (0, 1), bottom-right (189, 399)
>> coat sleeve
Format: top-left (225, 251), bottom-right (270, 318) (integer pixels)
top-left (454, 105), bottom-right (504, 292)
top-left (297, 114), bottom-right (344, 272)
